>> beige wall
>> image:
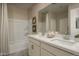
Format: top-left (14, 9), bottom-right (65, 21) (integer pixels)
top-left (8, 5), bottom-right (29, 20)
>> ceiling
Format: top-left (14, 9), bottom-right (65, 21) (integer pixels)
top-left (8, 3), bottom-right (35, 9)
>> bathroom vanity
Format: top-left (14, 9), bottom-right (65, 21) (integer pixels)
top-left (28, 35), bottom-right (79, 56)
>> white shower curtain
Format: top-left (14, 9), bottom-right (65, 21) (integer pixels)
top-left (0, 3), bottom-right (9, 56)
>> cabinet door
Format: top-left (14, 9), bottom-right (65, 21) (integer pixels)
top-left (28, 41), bottom-right (33, 56)
top-left (32, 43), bottom-right (40, 56)
top-left (29, 41), bottom-right (40, 56)
top-left (41, 43), bottom-right (74, 56)
top-left (41, 48), bottom-right (55, 56)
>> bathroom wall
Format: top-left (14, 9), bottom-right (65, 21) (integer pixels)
top-left (69, 4), bottom-right (79, 36)
top-left (29, 3), bottom-right (51, 33)
top-left (8, 5), bottom-right (28, 20)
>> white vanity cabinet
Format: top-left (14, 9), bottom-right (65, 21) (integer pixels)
top-left (41, 42), bottom-right (74, 56)
top-left (28, 37), bottom-right (75, 56)
top-left (28, 38), bottom-right (41, 56)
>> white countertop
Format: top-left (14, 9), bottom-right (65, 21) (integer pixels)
top-left (28, 34), bottom-right (79, 55)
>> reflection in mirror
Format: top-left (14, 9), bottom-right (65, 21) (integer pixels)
top-left (38, 12), bottom-right (46, 35)
top-left (38, 3), bottom-right (70, 35)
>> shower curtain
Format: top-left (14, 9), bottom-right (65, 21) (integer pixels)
top-left (0, 3), bottom-right (9, 56)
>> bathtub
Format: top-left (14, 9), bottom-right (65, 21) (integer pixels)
top-left (9, 39), bottom-right (28, 56)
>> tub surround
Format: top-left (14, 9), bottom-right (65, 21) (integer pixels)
top-left (28, 34), bottom-right (79, 55)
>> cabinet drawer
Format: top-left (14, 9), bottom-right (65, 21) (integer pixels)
top-left (29, 37), bottom-right (40, 46)
top-left (32, 43), bottom-right (40, 56)
top-left (29, 41), bottom-right (40, 56)
top-left (41, 43), bottom-right (74, 56)
top-left (41, 48), bottom-right (55, 56)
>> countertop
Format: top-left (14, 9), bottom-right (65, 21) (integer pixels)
top-left (28, 34), bottom-right (79, 56)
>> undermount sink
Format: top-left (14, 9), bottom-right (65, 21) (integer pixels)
top-left (51, 39), bottom-right (76, 46)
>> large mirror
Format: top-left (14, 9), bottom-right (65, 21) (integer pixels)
top-left (38, 3), bottom-right (70, 35)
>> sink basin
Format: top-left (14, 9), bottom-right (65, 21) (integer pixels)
top-left (51, 39), bottom-right (76, 46)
